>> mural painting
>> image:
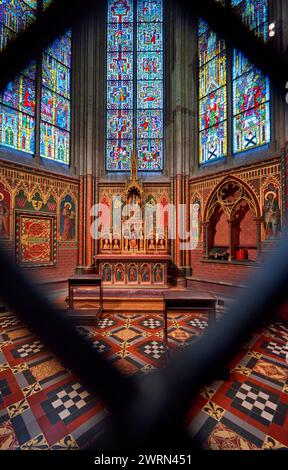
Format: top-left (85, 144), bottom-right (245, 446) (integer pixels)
top-left (263, 184), bottom-right (281, 240)
top-left (0, 183), bottom-right (10, 239)
top-left (60, 195), bottom-right (76, 241)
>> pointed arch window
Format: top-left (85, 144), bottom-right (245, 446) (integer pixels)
top-left (106, 0), bottom-right (164, 172)
top-left (0, 0), bottom-right (72, 164)
top-left (198, 0), bottom-right (271, 165)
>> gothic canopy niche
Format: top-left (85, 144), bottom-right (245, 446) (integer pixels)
top-left (203, 176), bottom-right (261, 261)
top-left (204, 176), bottom-right (261, 223)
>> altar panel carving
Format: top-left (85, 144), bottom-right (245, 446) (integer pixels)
top-left (99, 258), bottom-right (168, 287)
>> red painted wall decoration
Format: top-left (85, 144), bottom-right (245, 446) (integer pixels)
top-left (15, 213), bottom-right (56, 267)
top-left (0, 162), bottom-right (79, 281)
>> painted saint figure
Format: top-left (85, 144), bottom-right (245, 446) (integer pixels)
top-left (263, 190), bottom-right (281, 239)
top-left (128, 265), bottom-right (138, 283)
top-left (0, 194), bottom-right (9, 239)
top-left (61, 201), bottom-right (75, 241)
top-left (141, 264), bottom-right (150, 283)
top-left (103, 264), bottom-right (112, 282)
top-left (154, 264), bottom-right (163, 283)
top-left (115, 264), bottom-right (125, 283)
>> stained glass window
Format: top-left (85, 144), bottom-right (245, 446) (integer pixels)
top-left (0, 0), bottom-right (71, 164)
top-left (198, 18), bottom-right (227, 164)
top-left (0, 1), bottom-right (37, 154)
top-left (232, 0), bottom-right (270, 153)
top-left (40, 0), bottom-right (71, 163)
top-left (106, 0), bottom-right (163, 172)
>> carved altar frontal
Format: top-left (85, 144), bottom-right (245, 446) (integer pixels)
top-left (97, 254), bottom-right (170, 288)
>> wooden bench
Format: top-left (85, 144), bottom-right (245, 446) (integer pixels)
top-left (163, 291), bottom-right (217, 348)
top-left (162, 291), bottom-right (230, 379)
top-left (68, 275), bottom-right (103, 317)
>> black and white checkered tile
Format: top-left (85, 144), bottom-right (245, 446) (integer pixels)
top-left (0, 317), bottom-right (21, 329)
top-left (188, 319), bottom-right (208, 330)
top-left (91, 339), bottom-right (110, 353)
top-left (267, 323), bottom-right (288, 342)
top-left (14, 340), bottom-right (45, 358)
top-left (97, 318), bottom-right (116, 329)
top-left (141, 341), bottom-right (165, 360)
top-left (266, 341), bottom-right (288, 359)
top-left (50, 383), bottom-right (91, 421)
top-left (140, 318), bottom-right (163, 329)
top-left (235, 383), bottom-right (277, 423)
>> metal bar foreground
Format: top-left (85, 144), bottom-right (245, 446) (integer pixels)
top-left (0, 0), bottom-right (287, 450)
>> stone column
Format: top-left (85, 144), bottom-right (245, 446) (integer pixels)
top-left (255, 217), bottom-right (263, 261)
top-left (228, 220), bottom-right (233, 262)
top-left (203, 221), bottom-right (209, 259)
top-left (168, 0), bottom-right (194, 277)
top-left (72, 8), bottom-right (101, 271)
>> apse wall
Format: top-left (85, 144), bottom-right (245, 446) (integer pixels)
top-left (0, 160), bottom-right (79, 287)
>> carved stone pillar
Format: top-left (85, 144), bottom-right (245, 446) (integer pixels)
top-left (203, 221), bottom-right (209, 259)
top-left (72, 8), bottom-right (102, 271)
top-left (255, 217), bottom-right (263, 261)
top-left (228, 220), bottom-right (233, 262)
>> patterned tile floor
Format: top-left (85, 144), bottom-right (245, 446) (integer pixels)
top-left (0, 310), bottom-right (288, 450)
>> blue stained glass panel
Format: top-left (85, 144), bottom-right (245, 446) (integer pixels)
top-left (107, 52), bottom-right (133, 81)
top-left (41, 88), bottom-right (70, 130)
top-left (233, 0), bottom-right (268, 30)
top-left (199, 52), bottom-right (227, 98)
top-left (46, 35), bottom-right (72, 67)
top-left (198, 28), bottom-right (225, 67)
top-left (199, 122), bottom-right (227, 163)
top-left (0, 0), bottom-right (36, 34)
top-left (106, 140), bottom-right (132, 171)
top-left (108, 0), bottom-right (133, 23)
top-left (107, 81), bottom-right (133, 109)
top-left (0, 104), bottom-right (35, 153)
top-left (137, 80), bottom-right (163, 109)
top-left (138, 139), bottom-right (163, 171)
top-left (0, 23), bottom-right (16, 51)
top-left (40, 122), bottom-right (70, 164)
top-left (137, 0), bottom-right (163, 23)
top-left (107, 110), bottom-right (133, 140)
top-left (0, 0), bottom-right (36, 154)
top-left (199, 87), bottom-right (226, 131)
top-left (232, 0), bottom-right (270, 154)
top-left (0, 75), bottom-right (35, 116)
top-left (42, 54), bottom-right (70, 98)
top-left (40, 1), bottom-right (72, 165)
top-left (137, 22), bottom-right (162, 51)
top-left (137, 109), bottom-right (162, 139)
top-left (107, 0), bottom-right (163, 172)
top-left (137, 51), bottom-right (163, 80)
top-left (233, 102), bottom-right (270, 152)
top-left (24, 0), bottom-right (38, 9)
top-left (233, 68), bottom-right (270, 116)
top-left (107, 22), bottom-right (133, 52)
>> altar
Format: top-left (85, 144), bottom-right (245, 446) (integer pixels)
top-left (95, 152), bottom-right (171, 288)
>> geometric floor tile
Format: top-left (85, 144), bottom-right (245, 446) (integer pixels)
top-left (1, 309), bottom-right (288, 450)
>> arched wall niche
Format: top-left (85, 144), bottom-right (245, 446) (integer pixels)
top-left (203, 176), bottom-right (261, 261)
